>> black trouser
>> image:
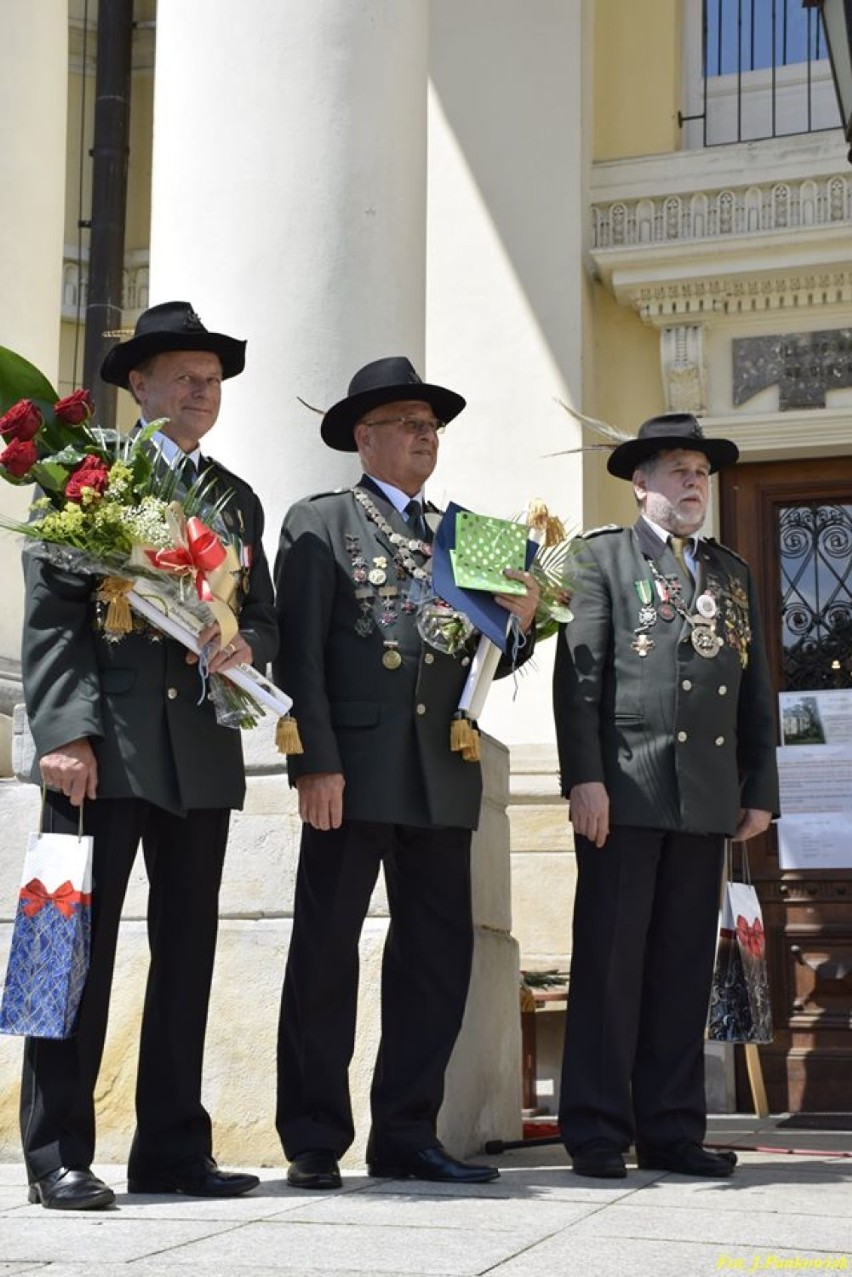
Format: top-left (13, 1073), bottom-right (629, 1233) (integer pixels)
top-left (276, 819), bottom-right (474, 1161)
top-left (559, 825), bottom-right (725, 1154)
top-left (20, 793), bottom-right (229, 1181)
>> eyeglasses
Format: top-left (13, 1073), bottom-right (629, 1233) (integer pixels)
top-left (361, 414), bottom-right (445, 437)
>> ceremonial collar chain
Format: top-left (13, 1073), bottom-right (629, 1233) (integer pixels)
top-left (351, 487), bottom-right (432, 581)
top-left (645, 555), bottom-right (723, 659)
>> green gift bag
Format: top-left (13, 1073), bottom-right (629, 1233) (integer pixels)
top-left (450, 512), bottom-right (529, 594)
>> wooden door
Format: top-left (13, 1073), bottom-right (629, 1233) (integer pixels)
top-left (719, 458), bottom-right (852, 1113)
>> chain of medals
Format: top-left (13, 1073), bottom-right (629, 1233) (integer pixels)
top-left (632, 556), bottom-right (723, 660)
top-left (348, 487), bottom-right (433, 669)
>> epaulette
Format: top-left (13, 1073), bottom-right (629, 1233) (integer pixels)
top-left (204, 455), bottom-right (253, 492)
top-left (306, 487), bottom-right (349, 502)
top-left (582, 524), bottom-right (623, 539)
top-left (703, 536), bottom-right (748, 567)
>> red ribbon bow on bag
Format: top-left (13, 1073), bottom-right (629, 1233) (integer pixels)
top-left (145, 516), bottom-right (226, 603)
top-left (20, 878), bottom-right (90, 919)
top-left (736, 914), bottom-right (765, 958)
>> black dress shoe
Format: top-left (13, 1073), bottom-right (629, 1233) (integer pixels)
top-left (368, 1146), bottom-right (499, 1183)
top-left (128, 1155), bottom-right (259, 1197)
top-left (636, 1140), bottom-right (736, 1177)
top-left (570, 1140), bottom-right (627, 1179)
top-left (286, 1150), bottom-right (342, 1190)
top-left (28, 1167), bottom-right (115, 1211)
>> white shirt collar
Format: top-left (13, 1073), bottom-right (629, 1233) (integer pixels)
top-left (367, 475), bottom-right (424, 515)
top-left (146, 424), bottom-right (202, 470)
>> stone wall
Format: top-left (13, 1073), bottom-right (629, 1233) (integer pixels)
top-left (0, 722), bottom-right (521, 1170)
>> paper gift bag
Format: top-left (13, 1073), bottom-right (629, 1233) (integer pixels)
top-left (450, 511), bottom-right (530, 594)
top-left (707, 844), bottom-right (773, 1044)
top-left (0, 806), bottom-right (93, 1039)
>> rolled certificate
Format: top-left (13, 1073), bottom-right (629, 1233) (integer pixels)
top-left (126, 585), bottom-right (292, 717)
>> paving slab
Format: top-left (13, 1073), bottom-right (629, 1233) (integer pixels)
top-left (567, 1197), bottom-right (852, 1252)
top-left (0, 1215), bottom-right (240, 1266)
top-left (272, 1186), bottom-right (598, 1238)
top-left (138, 1219), bottom-right (533, 1274)
top-left (0, 1142), bottom-right (849, 1277)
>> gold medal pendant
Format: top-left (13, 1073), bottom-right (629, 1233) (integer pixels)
top-left (690, 621), bottom-right (723, 659)
top-left (382, 645), bottom-right (402, 670)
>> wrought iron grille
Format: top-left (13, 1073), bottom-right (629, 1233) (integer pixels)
top-left (684, 0), bottom-right (840, 145)
top-left (778, 501), bottom-right (852, 690)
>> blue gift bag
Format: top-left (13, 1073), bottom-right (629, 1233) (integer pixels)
top-left (0, 814), bottom-right (93, 1039)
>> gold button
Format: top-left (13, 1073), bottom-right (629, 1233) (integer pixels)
top-left (416, 703), bottom-right (426, 716)
top-left (718, 685), bottom-right (727, 695)
top-left (677, 730), bottom-right (688, 743)
top-left (167, 687), bottom-right (178, 700)
top-left (424, 652), bottom-right (435, 665)
top-left (715, 735), bottom-right (725, 746)
top-left (682, 679), bottom-right (692, 691)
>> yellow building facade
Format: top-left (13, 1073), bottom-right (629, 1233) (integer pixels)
top-left (0, 2), bottom-right (850, 1161)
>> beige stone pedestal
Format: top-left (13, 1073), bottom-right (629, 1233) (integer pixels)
top-left (0, 723), bottom-right (521, 1169)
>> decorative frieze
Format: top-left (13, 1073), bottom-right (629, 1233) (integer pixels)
top-left (619, 270), bottom-right (852, 324)
top-left (593, 174), bottom-right (852, 250)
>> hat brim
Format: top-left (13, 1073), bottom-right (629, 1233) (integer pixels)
top-left (100, 331), bottom-right (246, 389)
top-left (321, 382), bottom-right (466, 452)
top-left (607, 434), bottom-right (739, 480)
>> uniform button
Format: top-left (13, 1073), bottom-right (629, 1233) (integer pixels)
top-left (715, 735), bottom-right (725, 746)
top-left (167, 687), bottom-right (178, 700)
top-left (416, 703), bottom-right (426, 716)
top-left (677, 730), bottom-right (688, 742)
top-left (461, 656), bottom-right (471, 667)
top-left (718, 684), bottom-right (727, 695)
top-left (424, 652), bottom-right (435, 665)
top-left (682, 679), bottom-right (692, 691)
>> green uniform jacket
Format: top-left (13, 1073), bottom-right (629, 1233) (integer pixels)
top-left (22, 457), bottom-right (277, 816)
top-left (553, 518), bottom-right (779, 836)
top-left (273, 478), bottom-right (533, 830)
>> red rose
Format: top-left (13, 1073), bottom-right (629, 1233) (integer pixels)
top-left (0, 399), bottom-right (43, 442)
top-left (0, 437), bottom-right (38, 479)
top-left (65, 455), bottom-right (110, 502)
top-left (54, 389), bottom-right (95, 425)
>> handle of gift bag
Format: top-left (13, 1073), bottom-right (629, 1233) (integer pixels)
top-left (724, 836), bottom-right (752, 886)
top-left (39, 784), bottom-right (85, 841)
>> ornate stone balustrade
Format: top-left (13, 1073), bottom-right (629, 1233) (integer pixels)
top-left (61, 249), bottom-right (150, 324)
top-left (593, 173), bottom-right (852, 251)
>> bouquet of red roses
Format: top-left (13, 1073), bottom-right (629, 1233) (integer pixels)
top-left (0, 345), bottom-right (293, 737)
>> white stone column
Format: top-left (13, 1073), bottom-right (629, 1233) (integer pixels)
top-left (426, 0), bottom-right (588, 751)
top-left (0, 1), bottom-right (67, 755)
top-left (148, 0), bottom-right (429, 533)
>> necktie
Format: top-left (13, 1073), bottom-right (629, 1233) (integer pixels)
top-left (405, 498), bottom-right (431, 543)
top-left (669, 535), bottom-right (694, 585)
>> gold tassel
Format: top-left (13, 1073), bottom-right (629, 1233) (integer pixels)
top-left (461, 726), bottom-right (481, 763)
top-left (97, 577), bottom-right (133, 634)
top-left (450, 713), bottom-right (473, 753)
top-left (276, 715), bottom-right (304, 755)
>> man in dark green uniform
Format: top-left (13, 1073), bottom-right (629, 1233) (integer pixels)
top-left (553, 412), bottom-right (778, 1180)
top-left (20, 302), bottom-right (277, 1209)
top-left (274, 357), bottom-right (538, 1189)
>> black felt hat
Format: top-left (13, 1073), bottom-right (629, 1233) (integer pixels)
top-left (321, 356), bottom-right (466, 452)
top-left (607, 412), bottom-right (739, 480)
top-left (100, 301), bottom-right (246, 389)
